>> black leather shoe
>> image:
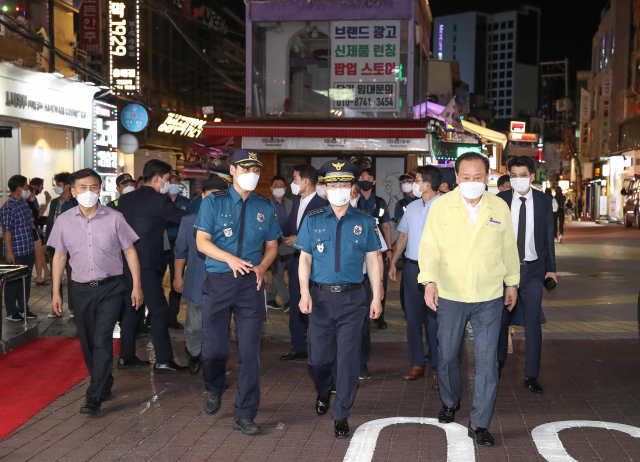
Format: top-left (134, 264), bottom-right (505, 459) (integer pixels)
top-left (373, 319), bottom-right (388, 330)
top-left (168, 320), bottom-right (183, 330)
top-left (468, 423), bottom-right (495, 446)
top-left (117, 356), bottom-right (151, 369)
top-left (316, 394), bottom-right (330, 416)
top-left (188, 354), bottom-right (201, 375)
top-left (80, 397), bottom-right (102, 415)
top-left (497, 360), bottom-right (505, 378)
top-left (438, 403), bottom-right (460, 423)
top-left (334, 419), bottom-right (350, 438)
top-left (153, 360), bottom-right (188, 373)
top-left (359, 364), bottom-right (371, 379)
top-left (279, 350), bottom-right (308, 361)
top-left (204, 392), bottom-right (222, 415)
top-left (233, 417), bottom-right (262, 435)
top-left (524, 377), bottom-right (544, 394)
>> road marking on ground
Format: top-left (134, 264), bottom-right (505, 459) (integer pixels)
top-left (343, 417), bottom-right (474, 462)
top-left (532, 421), bottom-right (640, 462)
top-left (542, 294), bottom-right (636, 307)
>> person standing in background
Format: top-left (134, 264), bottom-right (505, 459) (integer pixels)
top-left (173, 175), bottom-right (229, 375)
top-left (358, 168), bottom-right (392, 330)
top-left (45, 172), bottom-right (78, 318)
top-left (107, 173), bottom-right (136, 209)
top-left (187, 166), bottom-right (233, 214)
top-left (394, 173), bottom-right (417, 224)
top-left (266, 176), bottom-right (293, 310)
top-left (497, 175), bottom-right (512, 192)
top-left (26, 185), bottom-right (50, 285)
top-left (1, 175), bottom-right (37, 322)
top-left (117, 159), bottom-right (189, 373)
top-left (28, 178), bottom-right (51, 283)
top-left (554, 186), bottom-right (566, 243)
top-left (165, 171), bottom-right (190, 330)
top-left (278, 164), bottom-right (327, 362)
top-left (316, 175), bottom-right (327, 199)
top-left (566, 198), bottom-right (574, 222)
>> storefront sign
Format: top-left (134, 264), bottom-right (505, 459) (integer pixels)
top-left (79, 0), bottom-right (101, 55)
top-left (437, 24), bottom-right (444, 59)
top-left (121, 104), bottom-right (148, 132)
top-left (0, 64), bottom-right (97, 129)
top-left (509, 133), bottom-right (538, 142)
top-left (242, 136), bottom-right (429, 152)
top-left (93, 101), bottom-right (119, 175)
top-left (599, 195), bottom-right (608, 216)
top-left (510, 121), bottom-right (526, 133)
top-left (109, 0), bottom-right (140, 93)
top-left (157, 113), bottom-right (206, 138)
top-left (330, 20), bottom-right (400, 112)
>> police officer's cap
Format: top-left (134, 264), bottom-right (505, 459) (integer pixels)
top-left (168, 170), bottom-right (181, 181)
top-left (202, 175), bottom-right (229, 193)
top-left (318, 159), bottom-right (357, 183)
top-left (116, 173), bottom-right (135, 187)
top-left (399, 172), bottom-right (416, 182)
top-left (210, 165), bottom-right (233, 184)
top-left (229, 149), bottom-right (263, 169)
top-left (317, 175), bottom-right (325, 184)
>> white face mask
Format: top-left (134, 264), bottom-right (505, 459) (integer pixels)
top-left (158, 177), bottom-right (169, 195)
top-left (76, 191), bottom-right (100, 208)
top-left (510, 177), bottom-right (531, 194)
top-left (458, 181), bottom-right (486, 200)
top-left (237, 172), bottom-right (260, 192)
top-left (350, 198), bottom-right (358, 208)
top-left (412, 182), bottom-right (423, 198)
top-left (54, 186), bottom-right (64, 195)
top-left (326, 187), bottom-right (351, 207)
top-left (122, 185), bottom-right (135, 195)
top-left (20, 188), bottom-right (31, 200)
top-left (316, 184), bottom-right (326, 197)
top-left (402, 182), bottom-right (413, 194)
top-left (272, 188), bottom-right (285, 198)
top-left (290, 182), bottom-right (301, 195)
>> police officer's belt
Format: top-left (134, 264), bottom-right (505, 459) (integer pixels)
top-left (406, 259), bottom-right (419, 265)
top-left (80, 275), bottom-right (119, 287)
top-left (311, 281), bottom-right (363, 292)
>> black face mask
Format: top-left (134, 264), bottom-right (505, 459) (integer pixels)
top-left (360, 180), bottom-right (373, 192)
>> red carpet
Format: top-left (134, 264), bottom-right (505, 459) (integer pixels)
top-left (0, 337), bottom-right (120, 441)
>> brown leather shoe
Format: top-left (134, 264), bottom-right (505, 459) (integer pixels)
top-left (403, 366), bottom-right (424, 381)
top-left (431, 372), bottom-right (439, 390)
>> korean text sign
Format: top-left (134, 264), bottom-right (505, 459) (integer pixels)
top-left (330, 20), bottom-right (400, 113)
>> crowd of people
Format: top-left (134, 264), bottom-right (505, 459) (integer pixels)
top-left (0, 150), bottom-right (559, 446)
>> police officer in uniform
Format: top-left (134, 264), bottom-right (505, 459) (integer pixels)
top-left (195, 149), bottom-right (281, 436)
top-left (295, 159), bottom-right (382, 439)
top-left (107, 173), bottom-right (136, 209)
top-left (187, 166), bottom-right (233, 214)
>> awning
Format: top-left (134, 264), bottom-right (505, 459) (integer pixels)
top-left (202, 120), bottom-right (428, 139)
top-left (461, 120), bottom-right (508, 149)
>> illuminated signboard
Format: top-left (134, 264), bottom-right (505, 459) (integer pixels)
top-left (157, 113), bottom-right (206, 138)
top-left (510, 121), bottom-right (526, 133)
top-left (509, 133), bottom-right (538, 142)
top-left (93, 101), bottom-right (119, 174)
top-left (438, 24), bottom-right (444, 59)
top-left (109, 0), bottom-right (140, 94)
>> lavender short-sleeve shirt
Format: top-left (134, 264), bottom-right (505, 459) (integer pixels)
top-left (47, 204), bottom-right (139, 283)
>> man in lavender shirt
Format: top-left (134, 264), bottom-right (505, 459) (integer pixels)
top-left (48, 169), bottom-right (143, 416)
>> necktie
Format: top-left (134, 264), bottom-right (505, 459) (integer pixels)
top-left (237, 199), bottom-right (248, 257)
top-left (517, 196), bottom-right (526, 262)
top-left (335, 218), bottom-right (343, 273)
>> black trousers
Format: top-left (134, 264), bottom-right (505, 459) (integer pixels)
top-left (498, 259), bottom-right (545, 378)
top-left (287, 256), bottom-right (309, 354)
top-left (378, 257), bottom-right (389, 322)
top-left (164, 239), bottom-right (182, 322)
top-left (554, 210), bottom-right (565, 238)
top-left (70, 277), bottom-right (124, 400)
top-left (202, 272), bottom-right (266, 420)
top-left (361, 278), bottom-right (372, 366)
top-left (120, 266), bottom-right (174, 363)
top-left (4, 252), bottom-right (34, 316)
top-left (48, 248), bottom-right (74, 313)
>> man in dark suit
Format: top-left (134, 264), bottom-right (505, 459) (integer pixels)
top-left (497, 155), bottom-right (557, 394)
top-left (279, 164), bottom-right (328, 361)
top-left (117, 159), bottom-right (189, 372)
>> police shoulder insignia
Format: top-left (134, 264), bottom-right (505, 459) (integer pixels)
top-left (308, 207), bottom-right (325, 216)
top-left (373, 225), bottom-right (380, 237)
top-left (212, 190), bottom-right (227, 197)
top-left (256, 194), bottom-right (270, 202)
top-left (355, 208), bottom-right (371, 217)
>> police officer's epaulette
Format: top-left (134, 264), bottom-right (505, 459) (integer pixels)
top-left (212, 190), bottom-right (227, 197)
top-left (307, 207), bottom-right (325, 216)
top-left (256, 194), bottom-right (270, 202)
top-left (355, 208), bottom-right (372, 217)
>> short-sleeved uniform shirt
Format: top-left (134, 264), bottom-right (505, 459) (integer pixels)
top-left (359, 193), bottom-right (391, 225)
top-left (0, 197), bottom-right (35, 257)
top-left (194, 187), bottom-right (282, 273)
top-left (397, 195), bottom-right (439, 261)
top-left (47, 205), bottom-right (139, 283)
top-left (394, 194), bottom-right (416, 223)
top-left (294, 205), bottom-right (380, 285)
top-left (166, 194), bottom-right (190, 240)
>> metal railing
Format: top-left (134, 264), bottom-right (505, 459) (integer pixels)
top-left (0, 264), bottom-right (32, 343)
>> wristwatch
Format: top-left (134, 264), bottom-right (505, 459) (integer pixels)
top-left (423, 281), bottom-right (436, 287)
top-left (507, 284), bottom-right (519, 289)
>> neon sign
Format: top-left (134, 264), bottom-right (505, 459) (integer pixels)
top-left (438, 24), bottom-right (444, 59)
top-left (157, 113), bottom-right (206, 138)
top-left (109, 0), bottom-right (140, 94)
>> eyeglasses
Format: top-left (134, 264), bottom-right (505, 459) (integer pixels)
top-left (509, 174), bottom-right (531, 179)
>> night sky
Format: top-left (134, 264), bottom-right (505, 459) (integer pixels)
top-left (430, 0), bottom-right (605, 73)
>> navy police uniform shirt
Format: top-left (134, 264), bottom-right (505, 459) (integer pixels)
top-left (194, 187), bottom-right (282, 273)
top-left (294, 205), bottom-right (380, 285)
top-left (359, 194), bottom-right (391, 225)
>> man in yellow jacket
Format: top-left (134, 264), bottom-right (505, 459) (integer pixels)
top-left (418, 152), bottom-right (520, 447)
